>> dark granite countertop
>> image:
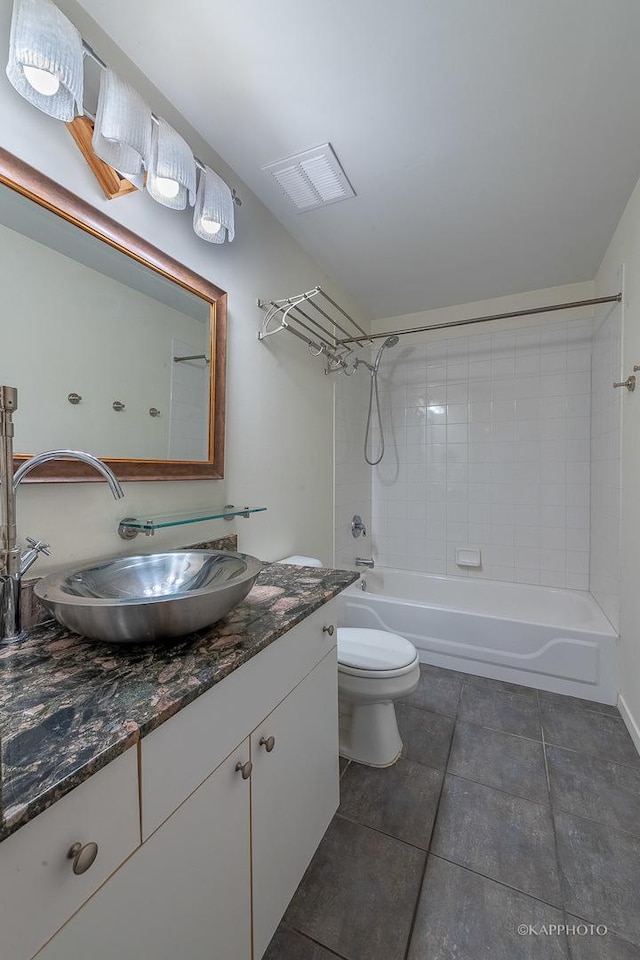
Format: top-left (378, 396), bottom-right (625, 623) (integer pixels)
top-left (0, 562), bottom-right (358, 843)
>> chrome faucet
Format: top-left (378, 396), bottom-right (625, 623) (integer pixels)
top-left (355, 557), bottom-right (375, 569)
top-left (1, 385), bottom-right (125, 641)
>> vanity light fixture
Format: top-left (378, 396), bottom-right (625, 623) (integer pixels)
top-left (92, 68), bottom-right (152, 177)
top-left (194, 165), bottom-right (235, 243)
top-left (5, 0), bottom-right (239, 238)
top-left (146, 117), bottom-right (196, 210)
top-left (5, 0), bottom-right (83, 120)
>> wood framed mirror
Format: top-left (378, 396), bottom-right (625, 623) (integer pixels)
top-left (0, 147), bottom-right (226, 482)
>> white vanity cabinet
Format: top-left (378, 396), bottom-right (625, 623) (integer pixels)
top-left (14, 599), bottom-right (339, 960)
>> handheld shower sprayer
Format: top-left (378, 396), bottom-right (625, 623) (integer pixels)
top-left (373, 336), bottom-right (400, 373)
top-left (364, 335), bottom-right (399, 465)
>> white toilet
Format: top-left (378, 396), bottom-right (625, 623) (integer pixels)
top-left (337, 627), bottom-right (420, 766)
top-left (279, 557), bottom-right (421, 767)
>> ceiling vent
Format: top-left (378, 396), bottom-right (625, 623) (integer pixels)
top-left (262, 143), bottom-right (355, 212)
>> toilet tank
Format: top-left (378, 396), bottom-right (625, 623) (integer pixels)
top-left (278, 556), bottom-right (323, 567)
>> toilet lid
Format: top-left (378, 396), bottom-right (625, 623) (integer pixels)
top-left (337, 628), bottom-right (417, 671)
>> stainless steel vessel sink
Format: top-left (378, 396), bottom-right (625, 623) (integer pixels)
top-left (34, 550), bottom-right (263, 644)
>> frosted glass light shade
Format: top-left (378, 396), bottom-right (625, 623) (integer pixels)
top-left (193, 166), bottom-right (235, 244)
top-left (92, 68), bottom-right (152, 176)
top-left (6, 0), bottom-right (83, 121)
top-left (146, 117), bottom-right (196, 210)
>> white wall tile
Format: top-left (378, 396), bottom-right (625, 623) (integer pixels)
top-left (356, 318), bottom-right (594, 587)
top-left (336, 317), bottom-right (602, 591)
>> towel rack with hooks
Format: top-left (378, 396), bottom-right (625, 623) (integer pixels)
top-left (257, 286), bottom-right (372, 374)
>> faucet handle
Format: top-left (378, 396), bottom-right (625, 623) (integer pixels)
top-left (20, 538), bottom-right (51, 576)
top-left (351, 514), bottom-right (367, 538)
top-left (25, 537), bottom-right (51, 556)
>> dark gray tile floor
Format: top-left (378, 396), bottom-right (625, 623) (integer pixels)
top-left (264, 665), bottom-right (640, 960)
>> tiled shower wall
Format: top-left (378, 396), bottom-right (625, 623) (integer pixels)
top-left (370, 320), bottom-right (593, 587)
top-left (590, 301), bottom-right (623, 629)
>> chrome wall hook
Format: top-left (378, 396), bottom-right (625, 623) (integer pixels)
top-left (613, 376), bottom-right (636, 392)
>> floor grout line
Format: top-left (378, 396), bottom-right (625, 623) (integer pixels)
top-left (546, 791), bottom-right (640, 841)
top-left (463, 677), bottom-right (539, 699)
top-left (451, 717), bottom-right (543, 744)
top-left (540, 702), bottom-right (622, 719)
top-left (401, 709), bottom-right (459, 960)
top-left (428, 852), bottom-right (567, 914)
top-left (441, 769), bottom-right (552, 809)
top-left (346, 753), bottom-right (449, 778)
top-left (540, 714), bottom-right (574, 958)
top-left (333, 810), bottom-right (433, 856)
top-left (535, 686), bottom-right (545, 743)
top-left (542, 737), bottom-right (640, 770)
top-left (280, 921), bottom-right (351, 959)
top-left (453, 713), bottom-right (545, 744)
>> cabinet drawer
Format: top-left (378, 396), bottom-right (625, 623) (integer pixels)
top-left (0, 747), bottom-right (140, 960)
top-left (141, 600), bottom-right (338, 838)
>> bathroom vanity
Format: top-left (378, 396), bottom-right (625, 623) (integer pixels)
top-left (0, 563), bottom-right (358, 960)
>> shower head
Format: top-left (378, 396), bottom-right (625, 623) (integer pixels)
top-left (373, 334), bottom-right (400, 373)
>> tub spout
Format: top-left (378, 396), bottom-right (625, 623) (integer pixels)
top-left (355, 557), bottom-right (375, 569)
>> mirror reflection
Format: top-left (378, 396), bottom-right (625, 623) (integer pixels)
top-left (0, 181), bottom-right (212, 462)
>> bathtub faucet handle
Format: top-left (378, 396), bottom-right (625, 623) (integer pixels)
top-left (351, 515), bottom-right (367, 538)
top-left (355, 557), bottom-right (375, 569)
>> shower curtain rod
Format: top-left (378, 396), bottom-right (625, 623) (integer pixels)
top-left (337, 294), bottom-right (622, 346)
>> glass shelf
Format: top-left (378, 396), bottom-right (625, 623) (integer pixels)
top-left (118, 505), bottom-right (267, 539)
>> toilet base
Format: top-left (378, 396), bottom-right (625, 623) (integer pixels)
top-left (339, 700), bottom-right (403, 767)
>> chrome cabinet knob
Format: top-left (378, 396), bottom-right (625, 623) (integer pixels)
top-left (322, 624), bottom-right (335, 636)
top-left (235, 759), bottom-right (253, 780)
top-left (259, 735), bottom-right (276, 753)
top-left (67, 841), bottom-right (98, 875)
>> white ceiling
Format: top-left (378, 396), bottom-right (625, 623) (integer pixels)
top-left (75, 0), bottom-right (640, 319)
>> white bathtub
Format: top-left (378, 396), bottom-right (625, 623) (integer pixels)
top-left (337, 568), bottom-right (619, 704)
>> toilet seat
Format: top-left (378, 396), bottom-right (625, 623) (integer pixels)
top-left (338, 656), bottom-right (420, 680)
top-left (337, 627), bottom-right (418, 677)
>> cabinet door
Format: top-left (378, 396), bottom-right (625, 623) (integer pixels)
top-left (251, 650), bottom-right (339, 959)
top-left (35, 742), bottom-right (252, 960)
top-left (0, 747), bottom-right (139, 960)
